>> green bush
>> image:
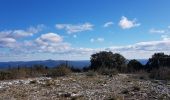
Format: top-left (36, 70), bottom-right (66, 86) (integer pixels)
top-left (97, 68), bottom-right (118, 76)
top-left (0, 65), bottom-right (48, 80)
top-left (90, 51), bottom-right (127, 72)
top-left (127, 59), bottom-right (143, 73)
top-left (0, 71), bottom-right (13, 80)
top-left (49, 66), bottom-right (72, 77)
top-left (86, 71), bottom-right (97, 77)
top-left (149, 67), bottom-right (170, 80)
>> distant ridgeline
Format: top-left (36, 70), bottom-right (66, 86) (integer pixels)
top-left (0, 60), bottom-right (90, 69)
top-left (0, 59), bottom-right (148, 69)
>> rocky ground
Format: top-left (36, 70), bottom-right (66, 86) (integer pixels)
top-left (0, 73), bottom-right (170, 100)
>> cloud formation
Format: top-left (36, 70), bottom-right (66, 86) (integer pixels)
top-left (97, 38), bottom-right (104, 42)
top-left (161, 35), bottom-right (170, 41)
top-left (103, 21), bottom-right (114, 27)
top-left (90, 37), bottom-right (104, 43)
top-left (149, 26), bottom-right (170, 42)
top-left (107, 38), bottom-right (170, 58)
top-left (36, 33), bottom-right (63, 43)
top-left (149, 28), bottom-right (165, 34)
top-left (55, 23), bottom-right (93, 34)
top-left (1, 23), bottom-right (170, 61)
top-left (0, 38), bottom-right (16, 43)
top-left (119, 16), bottom-right (140, 29)
top-left (0, 24), bottom-right (44, 38)
top-left (149, 26), bottom-right (170, 35)
top-left (0, 25), bottom-right (44, 48)
top-left (0, 37), bottom-right (16, 48)
top-left (1, 33), bottom-right (170, 60)
top-left (34, 33), bottom-right (70, 53)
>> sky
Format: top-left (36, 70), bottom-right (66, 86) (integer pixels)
top-left (0, 0), bottom-right (170, 61)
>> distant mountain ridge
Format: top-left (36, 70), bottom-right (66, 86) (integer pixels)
top-left (136, 59), bottom-right (148, 65)
top-left (0, 59), bottom-right (148, 69)
top-left (0, 60), bottom-right (90, 69)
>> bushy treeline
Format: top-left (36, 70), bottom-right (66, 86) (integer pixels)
top-left (89, 51), bottom-right (170, 80)
top-left (146, 53), bottom-right (170, 80)
top-left (0, 51), bottom-right (170, 80)
top-left (145, 53), bottom-right (170, 70)
top-left (0, 63), bottom-right (80, 80)
top-left (0, 65), bottom-right (47, 80)
top-left (89, 51), bottom-right (143, 73)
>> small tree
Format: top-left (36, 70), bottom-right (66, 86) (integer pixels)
top-left (90, 51), bottom-right (115, 70)
top-left (112, 53), bottom-right (127, 72)
top-left (90, 51), bottom-right (127, 72)
top-left (146, 53), bottom-right (170, 71)
top-left (127, 59), bottom-right (143, 73)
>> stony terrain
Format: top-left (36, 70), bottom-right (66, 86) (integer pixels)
top-left (0, 73), bottom-right (170, 100)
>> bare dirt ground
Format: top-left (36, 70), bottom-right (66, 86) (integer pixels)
top-left (0, 73), bottom-right (170, 100)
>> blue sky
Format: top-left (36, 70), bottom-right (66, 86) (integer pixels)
top-left (0, 0), bottom-right (170, 61)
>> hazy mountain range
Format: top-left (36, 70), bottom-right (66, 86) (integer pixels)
top-left (0, 59), bottom-right (148, 69)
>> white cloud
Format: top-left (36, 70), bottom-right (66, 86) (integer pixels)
top-left (0, 37), bottom-right (17, 48)
top-left (2, 35), bottom-right (170, 60)
top-left (90, 37), bottom-right (104, 43)
top-left (149, 28), bottom-right (165, 34)
top-left (0, 30), bottom-right (18, 48)
top-left (25, 35), bottom-right (170, 59)
top-left (71, 48), bottom-right (98, 55)
top-left (55, 23), bottom-right (93, 34)
top-left (37, 43), bottom-right (71, 53)
top-left (111, 40), bottom-right (170, 51)
top-left (0, 37), bottom-right (16, 43)
top-left (35, 33), bottom-right (71, 53)
top-left (119, 16), bottom-right (140, 29)
top-left (0, 25), bottom-right (45, 49)
top-left (107, 38), bottom-right (170, 59)
top-left (161, 35), bottom-right (170, 41)
top-left (149, 26), bottom-right (170, 41)
top-left (55, 24), bottom-right (65, 29)
top-left (103, 21), bottom-right (114, 27)
top-left (0, 24), bottom-right (44, 38)
top-left (2, 23), bottom-right (170, 60)
top-left (36, 33), bottom-right (63, 43)
top-left (149, 25), bottom-right (170, 35)
top-left (97, 38), bottom-right (104, 42)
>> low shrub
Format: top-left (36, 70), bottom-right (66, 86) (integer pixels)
top-left (86, 71), bottom-right (97, 77)
top-left (97, 68), bottom-right (118, 76)
top-left (149, 67), bottom-right (170, 80)
top-left (49, 66), bottom-right (72, 77)
top-left (133, 70), bottom-right (149, 80)
top-left (0, 71), bottom-right (13, 80)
